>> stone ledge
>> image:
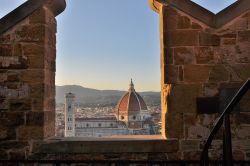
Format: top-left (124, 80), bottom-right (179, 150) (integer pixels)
top-left (149, 0), bottom-right (250, 28)
top-left (0, 0), bottom-right (66, 34)
top-left (32, 136), bottom-right (179, 153)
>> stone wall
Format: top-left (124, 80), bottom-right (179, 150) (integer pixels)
top-left (0, 0), bottom-right (250, 163)
top-left (155, 0), bottom-right (250, 160)
top-left (0, 1), bottom-right (60, 159)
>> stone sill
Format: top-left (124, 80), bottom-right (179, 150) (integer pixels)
top-left (34, 135), bottom-right (179, 153)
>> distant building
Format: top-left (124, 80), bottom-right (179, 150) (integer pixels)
top-left (64, 92), bottom-right (75, 137)
top-left (64, 80), bottom-right (154, 137)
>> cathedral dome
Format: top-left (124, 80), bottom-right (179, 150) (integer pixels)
top-left (116, 79), bottom-right (147, 115)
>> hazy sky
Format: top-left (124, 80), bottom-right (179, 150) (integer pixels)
top-left (0, 0), bottom-right (237, 91)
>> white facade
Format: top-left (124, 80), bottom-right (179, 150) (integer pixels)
top-left (64, 92), bottom-right (75, 137)
top-left (75, 118), bottom-right (128, 137)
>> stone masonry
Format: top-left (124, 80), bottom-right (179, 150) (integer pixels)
top-left (150, 0), bottom-right (250, 160)
top-left (0, 0), bottom-right (65, 160)
top-left (0, 0), bottom-right (249, 164)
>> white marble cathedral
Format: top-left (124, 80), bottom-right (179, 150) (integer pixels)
top-left (64, 80), bottom-right (153, 137)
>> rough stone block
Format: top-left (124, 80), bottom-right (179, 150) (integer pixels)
top-left (222, 38), bottom-right (236, 45)
top-left (15, 25), bottom-right (46, 42)
top-left (184, 114), bottom-right (197, 126)
top-left (187, 124), bottom-right (210, 139)
top-left (0, 149), bottom-right (8, 159)
top-left (183, 151), bottom-right (201, 160)
top-left (230, 64), bottom-right (250, 81)
top-left (204, 84), bottom-right (219, 98)
top-left (192, 22), bottom-right (202, 29)
top-left (238, 30), bottom-right (250, 42)
top-left (30, 83), bottom-right (44, 99)
top-left (180, 140), bottom-right (200, 151)
top-left (195, 47), bottom-right (214, 64)
top-left (178, 66), bottom-right (183, 82)
top-left (199, 32), bottom-right (220, 46)
top-left (0, 34), bottom-right (11, 44)
top-left (236, 125), bottom-right (250, 139)
top-left (163, 6), bottom-right (178, 30)
top-left (0, 44), bottom-right (12, 56)
top-left (174, 47), bottom-right (195, 65)
top-left (240, 96), bottom-right (250, 112)
top-left (164, 48), bottom-right (173, 64)
top-left (9, 99), bottom-right (31, 111)
top-left (27, 55), bottom-right (44, 69)
top-left (177, 16), bottom-right (191, 29)
top-left (233, 150), bottom-right (245, 160)
top-left (26, 112), bottom-right (44, 126)
top-left (20, 70), bottom-right (44, 83)
top-left (164, 65), bottom-right (178, 84)
top-left (166, 113), bottom-right (184, 139)
top-left (0, 112), bottom-right (24, 127)
top-left (9, 149), bottom-right (26, 160)
top-left (165, 30), bottom-right (199, 47)
top-left (22, 44), bottom-right (44, 56)
top-left (31, 97), bottom-right (44, 111)
top-left (17, 126), bottom-right (44, 140)
top-left (167, 84), bottom-right (202, 114)
top-left (183, 65), bottom-right (211, 83)
top-left (29, 7), bottom-right (46, 24)
top-left (208, 65), bottom-right (229, 82)
top-left (2, 141), bottom-right (25, 151)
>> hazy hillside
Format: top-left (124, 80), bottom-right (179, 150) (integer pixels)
top-left (56, 85), bottom-right (160, 106)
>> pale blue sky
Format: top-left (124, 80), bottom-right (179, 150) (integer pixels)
top-left (0, 0), bottom-right (237, 91)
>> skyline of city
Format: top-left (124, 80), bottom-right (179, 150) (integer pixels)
top-left (0, 0), bottom-right (237, 91)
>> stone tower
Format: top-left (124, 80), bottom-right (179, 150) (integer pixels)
top-left (64, 92), bottom-right (75, 137)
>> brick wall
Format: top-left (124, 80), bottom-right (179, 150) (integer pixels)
top-left (0, 5), bottom-right (57, 159)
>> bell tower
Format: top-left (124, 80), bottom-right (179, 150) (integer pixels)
top-left (64, 92), bottom-right (75, 137)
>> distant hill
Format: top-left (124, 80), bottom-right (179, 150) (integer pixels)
top-left (56, 85), bottom-right (160, 106)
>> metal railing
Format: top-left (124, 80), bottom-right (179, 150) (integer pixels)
top-left (200, 78), bottom-right (250, 166)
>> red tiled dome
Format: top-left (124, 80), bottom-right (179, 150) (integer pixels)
top-left (116, 80), bottom-right (147, 114)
